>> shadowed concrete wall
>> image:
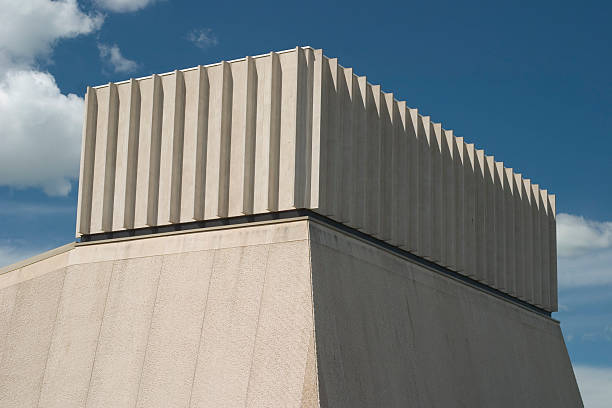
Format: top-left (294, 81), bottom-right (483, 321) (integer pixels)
top-left (309, 221), bottom-right (581, 407)
top-left (0, 220), bottom-right (318, 408)
top-left (75, 47), bottom-right (557, 312)
top-left (0, 219), bottom-right (581, 407)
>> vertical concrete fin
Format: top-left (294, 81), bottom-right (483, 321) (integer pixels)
top-left (324, 57), bottom-right (340, 218)
top-left (203, 61), bottom-right (232, 218)
top-left (365, 84), bottom-right (381, 236)
top-left (293, 46), bottom-right (313, 210)
top-left (124, 79), bottom-right (141, 229)
top-left (76, 86), bottom-right (98, 235)
top-left (504, 167), bottom-right (516, 295)
top-left (474, 149), bottom-right (486, 282)
top-left (417, 115), bottom-right (432, 257)
top-left (193, 66), bottom-right (210, 220)
top-left (540, 189), bottom-right (551, 310)
top-left (463, 143), bottom-right (476, 278)
top-left (485, 155), bottom-right (497, 286)
top-left (379, 92), bottom-right (394, 241)
top-left (548, 194), bottom-right (558, 310)
top-left (339, 67), bottom-right (354, 223)
top-left (177, 69), bottom-right (196, 223)
top-left (513, 173), bottom-right (524, 299)
top-left (267, 52), bottom-right (282, 211)
top-left (430, 122), bottom-right (443, 262)
top-left (453, 136), bottom-right (465, 272)
top-left (406, 108), bottom-right (419, 251)
top-left (102, 82), bottom-right (119, 232)
top-left (522, 178), bottom-right (534, 303)
top-left (243, 56), bottom-right (257, 214)
top-left (301, 47), bottom-right (315, 209)
top-left (494, 161), bottom-right (506, 290)
top-left (252, 54), bottom-right (272, 214)
top-left (444, 130), bottom-right (456, 268)
top-left (170, 70), bottom-right (186, 223)
top-left (394, 100), bottom-right (408, 249)
top-left (309, 49), bottom-right (324, 211)
top-left (531, 183), bottom-right (542, 306)
top-left (111, 82), bottom-right (129, 231)
top-left (278, 48), bottom-right (299, 210)
top-left (395, 101), bottom-right (410, 250)
top-left (228, 58), bottom-right (249, 217)
top-left (156, 74), bottom-right (177, 225)
top-left (133, 78), bottom-right (152, 228)
top-left (350, 75), bottom-right (368, 230)
top-left (217, 61), bottom-right (233, 218)
top-left (147, 74), bottom-right (163, 226)
top-left (90, 86), bottom-right (110, 233)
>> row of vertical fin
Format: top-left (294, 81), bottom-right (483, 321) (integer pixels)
top-left (76, 47), bottom-right (557, 311)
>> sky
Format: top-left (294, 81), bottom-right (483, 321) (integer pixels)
top-left (0, 0), bottom-right (611, 405)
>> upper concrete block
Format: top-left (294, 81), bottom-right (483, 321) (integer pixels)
top-left (75, 46), bottom-right (557, 311)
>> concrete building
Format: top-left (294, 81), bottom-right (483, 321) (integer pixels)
top-left (0, 47), bottom-right (581, 407)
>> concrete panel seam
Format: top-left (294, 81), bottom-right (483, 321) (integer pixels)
top-left (83, 260), bottom-right (115, 407)
top-left (185, 250), bottom-right (216, 408)
top-left (243, 245), bottom-right (272, 405)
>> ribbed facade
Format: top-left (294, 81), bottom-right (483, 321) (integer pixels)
top-left (75, 46), bottom-right (557, 312)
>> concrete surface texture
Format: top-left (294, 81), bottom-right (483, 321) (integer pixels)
top-left (75, 46), bottom-right (557, 312)
top-left (0, 219), bottom-right (581, 407)
top-left (0, 219), bottom-right (317, 408)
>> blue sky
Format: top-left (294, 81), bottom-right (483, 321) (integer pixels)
top-left (0, 0), bottom-right (610, 405)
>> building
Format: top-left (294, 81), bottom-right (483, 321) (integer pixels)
top-left (0, 47), bottom-right (582, 407)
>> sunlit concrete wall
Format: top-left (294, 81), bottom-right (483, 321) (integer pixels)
top-left (0, 220), bottom-right (317, 408)
top-left (75, 46), bottom-right (557, 311)
top-left (0, 219), bottom-right (581, 407)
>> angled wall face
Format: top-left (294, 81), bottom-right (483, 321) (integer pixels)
top-left (0, 220), bottom-right (318, 408)
top-left (75, 47), bottom-right (557, 312)
top-left (308, 221), bottom-right (581, 408)
top-left (0, 219), bottom-right (581, 407)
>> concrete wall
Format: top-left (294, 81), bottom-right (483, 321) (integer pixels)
top-left (0, 218), bottom-right (580, 407)
top-left (0, 220), bottom-right (318, 408)
top-left (75, 47), bottom-right (557, 312)
top-left (309, 221), bottom-right (580, 407)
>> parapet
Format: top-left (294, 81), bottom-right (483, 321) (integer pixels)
top-left (76, 46), bottom-right (557, 312)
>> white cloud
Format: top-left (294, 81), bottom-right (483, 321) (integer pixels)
top-left (98, 43), bottom-right (139, 73)
top-left (0, 0), bottom-right (103, 68)
top-left (573, 365), bottom-right (612, 408)
top-left (0, 70), bottom-right (83, 195)
top-left (557, 213), bottom-right (612, 288)
top-left (187, 28), bottom-right (218, 50)
top-left (558, 249), bottom-right (612, 288)
top-left (0, 0), bottom-right (103, 196)
top-left (558, 214), bottom-right (612, 257)
top-left (94, 0), bottom-right (158, 13)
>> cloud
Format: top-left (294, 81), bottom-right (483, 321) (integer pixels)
top-left (0, 70), bottom-right (83, 195)
top-left (0, 0), bottom-right (103, 196)
top-left (0, 0), bottom-right (103, 68)
top-left (557, 213), bottom-right (612, 288)
top-left (187, 28), bottom-right (218, 50)
top-left (98, 43), bottom-right (139, 73)
top-left (94, 0), bottom-right (158, 13)
top-left (557, 214), bottom-right (612, 257)
top-left (573, 365), bottom-right (612, 408)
